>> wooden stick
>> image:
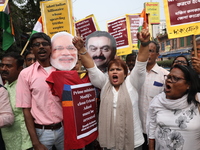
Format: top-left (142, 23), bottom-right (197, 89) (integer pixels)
top-left (20, 40), bottom-right (30, 55)
top-left (192, 34), bottom-right (197, 57)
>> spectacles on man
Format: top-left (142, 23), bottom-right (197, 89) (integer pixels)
top-left (174, 60), bottom-right (187, 64)
top-left (54, 46), bottom-right (76, 51)
top-left (190, 48), bottom-right (200, 53)
top-left (149, 49), bottom-right (156, 53)
top-left (32, 42), bottom-right (50, 47)
top-left (164, 75), bottom-right (186, 83)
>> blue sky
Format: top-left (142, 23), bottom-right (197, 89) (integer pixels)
top-left (73, 0), bottom-right (165, 31)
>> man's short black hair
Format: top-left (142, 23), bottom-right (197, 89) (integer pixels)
top-left (1, 52), bottom-right (24, 68)
top-left (150, 41), bottom-right (160, 53)
top-left (126, 52), bottom-right (137, 62)
top-left (24, 50), bottom-right (32, 59)
top-left (29, 32), bottom-right (51, 47)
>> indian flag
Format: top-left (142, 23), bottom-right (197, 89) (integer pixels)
top-left (0, 3), bottom-right (14, 51)
top-left (137, 9), bottom-right (147, 49)
top-left (31, 16), bottom-right (43, 35)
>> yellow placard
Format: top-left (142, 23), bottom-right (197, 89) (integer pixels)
top-left (126, 14), bottom-right (141, 51)
top-left (107, 16), bottom-right (132, 56)
top-left (164, 0), bottom-right (200, 39)
top-left (40, 0), bottom-right (75, 37)
top-left (0, 0), bottom-right (8, 12)
top-left (145, 2), bottom-right (160, 25)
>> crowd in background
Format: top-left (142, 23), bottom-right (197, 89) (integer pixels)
top-left (0, 28), bottom-right (200, 150)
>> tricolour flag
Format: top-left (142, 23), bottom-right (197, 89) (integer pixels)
top-left (0, 3), bottom-right (14, 51)
top-left (137, 9), bottom-right (147, 49)
top-left (31, 16), bottom-right (43, 35)
top-left (20, 16), bottom-right (43, 55)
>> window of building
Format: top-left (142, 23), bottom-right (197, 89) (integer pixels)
top-left (179, 37), bottom-right (184, 47)
top-left (166, 40), bottom-right (170, 45)
top-left (161, 42), bottom-right (165, 51)
top-left (186, 36), bottom-right (192, 46)
top-left (171, 39), bottom-right (177, 49)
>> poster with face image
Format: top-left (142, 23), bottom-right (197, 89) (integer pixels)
top-left (85, 31), bottom-right (117, 72)
top-left (50, 31), bottom-right (77, 71)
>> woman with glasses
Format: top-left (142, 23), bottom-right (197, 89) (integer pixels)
top-left (147, 64), bottom-right (200, 150)
top-left (171, 55), bottom-right (190, 67)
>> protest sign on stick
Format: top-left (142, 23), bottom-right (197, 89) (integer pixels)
top-left (107, 16), bottom-right (132, 56)
top-left (41, 0), bottom-right (75, 37)
top-left (164, 0), bottom-right (200, 39)
top-left (75, 15), bottom-right (98, 41)
top-left (164, 0), bottom-right (200, 56)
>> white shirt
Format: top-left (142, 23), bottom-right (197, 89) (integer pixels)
top-left (87, 60), bottom-right (147, 148)
top-left (139, 63), bottom-right (169, 133)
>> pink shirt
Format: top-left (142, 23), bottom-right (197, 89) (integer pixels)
top-left (0, 86), bottom-right (14, 127)
top-left (16, 62), bottom-right (63, 125)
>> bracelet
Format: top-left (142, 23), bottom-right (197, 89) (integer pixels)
top-left (79, 51), bottom-right (87, 55)
top-left (141, 41), bottom-right (151, 47)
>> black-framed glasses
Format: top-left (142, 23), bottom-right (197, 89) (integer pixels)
top-left (164, 75), bottom-right (186, 83)
top-left (32, 42), bottom-right (50, 47)
top-left (189, 48), bottom-right (200, 53)
top-left (149, 49), bottom-right (156, 53)
top-left (174, 60), bottom-right (187, 64)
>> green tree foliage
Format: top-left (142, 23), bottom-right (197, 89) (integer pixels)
top-left (0, 0), bottom-right (41, 54)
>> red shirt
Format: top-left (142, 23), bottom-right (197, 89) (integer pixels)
top-left (46, 70), bottom-right (98, 149)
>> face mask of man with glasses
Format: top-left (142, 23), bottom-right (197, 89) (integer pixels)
top-left (50, 32), bottom-right (78, 71)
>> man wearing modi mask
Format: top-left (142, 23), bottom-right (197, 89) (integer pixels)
top-left (50, 31), bottom-right (78, 70)
top-left (47, 31), bottom-right (98, 150)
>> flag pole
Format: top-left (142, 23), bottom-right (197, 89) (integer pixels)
top-left (20, 40), bottom-right (29, 55)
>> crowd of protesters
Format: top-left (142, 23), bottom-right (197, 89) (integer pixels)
top-left (0, 28), bottom-right (200, 150)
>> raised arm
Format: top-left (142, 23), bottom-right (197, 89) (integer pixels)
top-left (72, 31), bottom-right (94, 69)
top-left (72, 31), bottom-right (107, 89)
top-left (137, 29), bottom-right (150, 62)
top-left (129, 29), bottom-right (150, 90)
top-left (191, 57), bottom-right (200, 74)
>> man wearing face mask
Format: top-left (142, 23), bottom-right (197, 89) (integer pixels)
top-left (85, 31), bottom-right (116, 73)
top-left (46, 31), bottom-right (98, 150)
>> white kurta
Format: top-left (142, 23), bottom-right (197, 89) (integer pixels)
top-left (147, 92), bottom-right (200, 150)
top-left (87, 60), bottom-right (147, 148)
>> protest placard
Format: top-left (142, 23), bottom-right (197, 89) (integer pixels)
top-left (75, 15), bottom-right (98, 41)
top-left (0, 0), bottom-right (7, 11)
top-left (164, 0), bottom-right (200, 39)
top-left (63, 83), bottom-right (97, 139)
top-left (126, 14), bottom-right (141, 50)
top-left (145, 2), bottom-right (160, 25)
top-left (41, 0), bottom-right (75, 37)
top-left (107, 16), bottom-right (132, 56)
